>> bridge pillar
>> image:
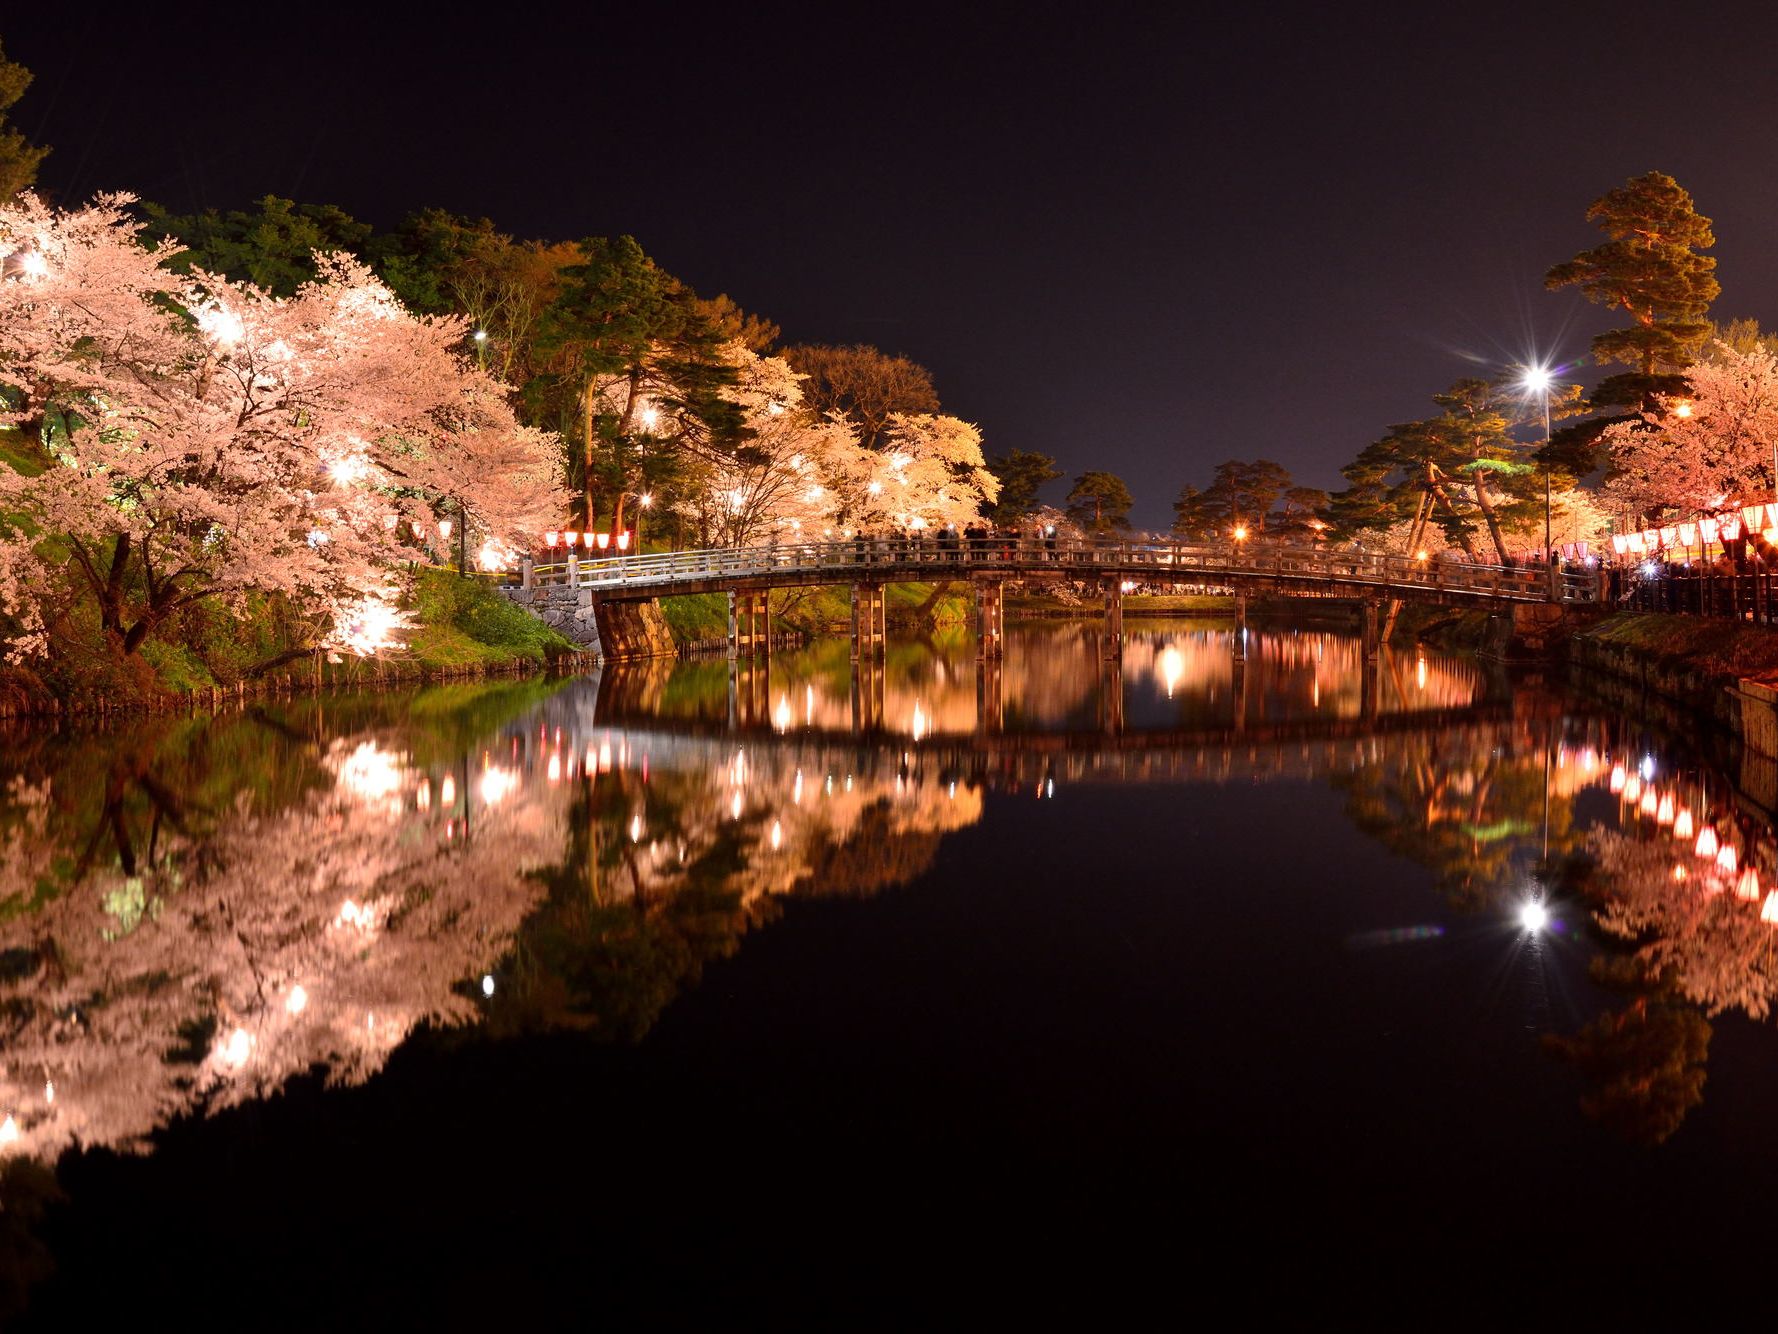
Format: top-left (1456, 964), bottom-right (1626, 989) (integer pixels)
top-left (976, 655), bottom-right (1004, 735)
top-left (974, 578), bottom-right (1005, 658)
top-left (1360, 654), bottom-right (1378, 723)
top-left (1103, 577), bottom-right (1125, 659)
top-left (728, 589), bottom-right (769, 660)
top-left (1234, 594), bottom-right (1247, 661)
top-left (566, 550), bottom-right (579, 586)
top-left (1361, 600), bottom-right (1380, 662)
top-left (850, 651), bottom-right (885, 732)
top-left (850, 583), bottom-right (887, 660)
top-left (520, 556), bottom-right (533, 590)
top-left (1100, 653), bottom-right (1124, 735)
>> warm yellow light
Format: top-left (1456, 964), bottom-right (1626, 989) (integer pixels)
top-left (1737, 867), bottom-right (1762, 901)
top-left (1233, 525), bottom-right (1248, 541)
top-left (1673, 400), bottom-right (1693, 418)
top-left (1609, 764), bottom-right (1626, 794)
top-left (1696, 825), bottom-right (1718, 859)
top-left (1639, 789), bottom-right (1658, 817)
top-left (1717, 843), bottom-right (1738, 875)
top-left (1656, 794), bottom-right (1675, 825)
top-left (286, 985), bottom-right (309, 1015)
top-left (1673, 808), bottom-right (1694, 839)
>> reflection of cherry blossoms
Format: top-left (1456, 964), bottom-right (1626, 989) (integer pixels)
top-left (0, 732), bottom-right (562, 1164)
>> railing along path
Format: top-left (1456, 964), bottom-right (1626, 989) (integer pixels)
top-left (515, 538), bottom-right (1597, 605)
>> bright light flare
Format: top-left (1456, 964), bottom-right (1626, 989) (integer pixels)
top-left (286, 985), bottom-right (309, 1015)
top-left (1520, 901), bottom-right (1549, 932)
top-left (1520, 364), bottom-right (1554, 394)
top-left (479, 765), bottom-right (518, 807)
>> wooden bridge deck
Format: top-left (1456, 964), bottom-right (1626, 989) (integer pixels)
top-left (518, 538), bottom-right (1598, 607)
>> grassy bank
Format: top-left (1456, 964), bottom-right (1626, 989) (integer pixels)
top-left (1578, 612), bottom-right (1778, 685)
top-left (2, 567), bottom-right (578, 718)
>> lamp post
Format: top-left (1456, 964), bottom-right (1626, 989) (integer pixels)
top-left (638, 491), bottom-right (653, 552)
top-left (1521, 364), bottom-right (1555, 568)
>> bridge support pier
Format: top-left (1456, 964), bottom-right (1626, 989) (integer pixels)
top-left (974, 578), bottom-right (1005, 658)
top-left (1100, 653), bottom-right (1124, 734)
top-left (976, 655), bottom-right (1003, 735)
top-left (1103, 577), bottom-right (1125, 658)
top-left (728, 589), bottom-right (770, 660)
top-left (850, 583), bottom-right (887, 660)
top-left (1360, 600), bottom-right (1381, 662)
top-left (850, 652), bottom-right (885, 732)
top-left (727, 654), bottom-right (771, 730)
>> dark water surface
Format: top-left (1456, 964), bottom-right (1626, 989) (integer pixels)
top-left (5, 620), bottom-right (1778, 1326)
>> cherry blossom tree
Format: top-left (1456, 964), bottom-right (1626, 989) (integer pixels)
top-left (0, 194), bottom-right (565, 663)
top-left (1600, 341), bottom-right (1778, 520)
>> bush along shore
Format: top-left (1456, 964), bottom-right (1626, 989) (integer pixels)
top-left (0, 568), bottom-right (581, 720)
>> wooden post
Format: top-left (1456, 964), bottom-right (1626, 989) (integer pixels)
top-left (1361, 600), bottom-right (1380, 662)
top-left (727, 590), bottom-right (740, 661)
top-left (975, 579), bottom-right (1004, 659)
top-left (521, 556), bottom-right (534, 590)
top-left (1103, 577), bottom-right (1124, 658)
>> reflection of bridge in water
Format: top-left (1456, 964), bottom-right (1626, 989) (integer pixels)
top-left (605, 641), bottom-right (1489, 737)
top-left (535, 678), bottom-right (1575, 791)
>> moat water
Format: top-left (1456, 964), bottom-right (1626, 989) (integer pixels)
top-left (4, 618), bottom-right (1777, 1326)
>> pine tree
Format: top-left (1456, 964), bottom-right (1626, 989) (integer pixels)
top-left (0, 41), bottom-right (48, 199)
top-left (1544, 171), bottom-right (1719, 473)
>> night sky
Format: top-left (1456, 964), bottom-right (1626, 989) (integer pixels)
top-left (9, 3), bottom-right (1778, 526)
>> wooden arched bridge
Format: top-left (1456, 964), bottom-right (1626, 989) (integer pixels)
top-left (500, 536), bottom-right (1605, 660)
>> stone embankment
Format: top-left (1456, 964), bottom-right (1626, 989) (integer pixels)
top-left (498, 586), bottom-right (676, 662)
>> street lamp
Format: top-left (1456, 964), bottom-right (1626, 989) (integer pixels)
top-left (638, 491), bottom-right (653, 552)
top-left (1520, 365), bottom-right (1555, 563)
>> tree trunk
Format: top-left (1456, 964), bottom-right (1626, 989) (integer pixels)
top-left (1472, 466), bottom-right (1510, 564)
top-left (1426, 477), bottom-right (1478, 560)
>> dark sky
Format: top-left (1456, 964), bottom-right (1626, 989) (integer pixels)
top-left (10, 3), bottom-right (1778, 526)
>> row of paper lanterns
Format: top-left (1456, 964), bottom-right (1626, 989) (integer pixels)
top-left (1605, 501), bottom-right (1778, 559)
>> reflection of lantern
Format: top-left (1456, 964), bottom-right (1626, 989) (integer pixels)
top-left (1717, 843), bottom-right (1738, 875)
top-left (1737, 867), bottom-right (1762, 901)
top-left (1696, 826), bottom-right (1719, 859)
top-left (1609, 765), bottom-right (1626, 794)
top-left (1674, 808), bottom-right (1694, 839)
top-left (1623, 775), bottom-right (1642, 804)
top-left (1657, 794), bottom-right (1675, 824)
top-left (1639, 788), bottom-right (1659, 817)
top-left (1762, 892), bottom-right (1778, 925)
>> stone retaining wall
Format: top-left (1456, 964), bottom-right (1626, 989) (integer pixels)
top-left (496, 587), bottom-right (677, 663)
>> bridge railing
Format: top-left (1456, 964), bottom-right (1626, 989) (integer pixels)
top-left (516, 538), bottom-right (1591, 603)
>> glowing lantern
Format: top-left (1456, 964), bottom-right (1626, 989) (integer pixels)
top-left (616, 531), bottom-right (631, 551)
top-left (1642, 529), bottom-right (1661, 551)
top-left (1628, 533), bottom-right (1647, 554)
top-left (1612, 535), bottom-right (1629, 556)
top-left (595, 531), bottom-right (611, 550)
top-left (1673, 808), bottom-right (1694, 839)
top-left (438, 518), bottom-right (453, 541)
top-left (1700, 518), bottom-right (1720, 545)
top-left (1656, 793), bottom-right (1674, 824)
top-left (1717, 843), bottom-right (1738, 875)
top-left (1722, 517), bottom-right (1743, 541)
top-left (1696, 826), bottom-right (1719, 859)
top-left (1639, 788), bottom-right (1658, 817)
top-left (1608, 764), bottom-right (1626, 794)
top-left (1745, 505), bottom-right (1768, 531)
top-left (1659, 526), bottom-right (1677, 547)
top-left (1678, 523), bottom-right (1698, 547)
top-left (563, 531), bottom-right (578, 548)
top-left (544, 530), bottom-right (559, 548)
top-left (1737, 867), bottom-right (1762, 901)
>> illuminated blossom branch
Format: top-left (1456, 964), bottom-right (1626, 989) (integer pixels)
top-left (0, 195), bottom-right (567, 663)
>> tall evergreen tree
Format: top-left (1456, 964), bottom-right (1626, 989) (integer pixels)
top-left (1544, 171), bottom-right (1719, 473)
top-left (0, 40), bottom-right (47, 199)
top-left (985, 448), bottom-right (1062, 523)
top-left (1066, 471), bottom-right (1133, 532)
